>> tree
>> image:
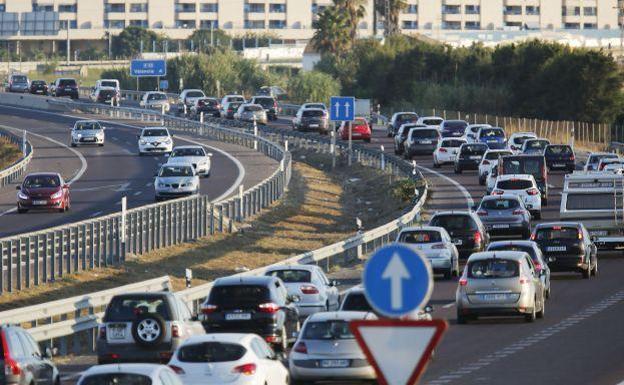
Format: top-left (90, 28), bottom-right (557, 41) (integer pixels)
top-left (188, 29), bottom-right (232, 52)
top-left (287, 71), bottom-right (341, 105)
top-left (375, 0), bottom-right (407, 36)
top-left (311, 7), bottom-right (350, 55)
top-left (111, 26), bottom-right (164, 58)
top-left (334, 0), bottom-right (366, 43)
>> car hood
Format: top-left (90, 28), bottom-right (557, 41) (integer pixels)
top-left (23, 187), bottom-right (61, 197)
top-left (168, 156), bottom-right (207, 164)
top-left (156, 176), bottom-right (195, 184)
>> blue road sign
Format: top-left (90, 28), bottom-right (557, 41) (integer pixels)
top-left (159, 80), bottom-right (169, 91)
top-left (130, 59), bottom-right (167, 77)
top-left (330, 96), bottom-right (355, 122)
top-left (363, 244), bottom-right (433, 318)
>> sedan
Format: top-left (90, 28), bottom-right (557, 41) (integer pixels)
top-left (167, 145), bottom-right (212, 177)
top-left (338, 118), bottom-right (371, 142)
top-left (70, 120), bottom-right (105, 147)
top-left (154, 164), bottom-right (199, 201)
top-left (17, 172), bottom-right (70, 213)
top-left (396, 226), bottom-right (460, 279)
top-left (77, 364), bottom-right (181, 385)
top-left (476, 195), bottom-right (531, 238)
top-left (29, 80), bottom-right (48, 95)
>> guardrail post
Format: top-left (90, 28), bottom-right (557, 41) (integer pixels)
top-left (330, 131), bottom-right (336, 169)
top-left (380, 145), bottom-right (385, 171)
top-left (253, 117), bottom-right (258, 151)
top-left (238, 185), bottom-right (244, 221)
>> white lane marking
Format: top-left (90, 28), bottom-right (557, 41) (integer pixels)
top-left (442, 302), bottom-right (455, 309)
top-left (417, 164), bottom-right (474, 207)
top-left (90, 211), bottom-right (103, 217)
top-left (114, 182), bottom-right (131, 192)
top-left (112, 136), bottom-right (119, 141)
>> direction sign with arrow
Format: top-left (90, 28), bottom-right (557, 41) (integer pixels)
top-left (329, 96), bottom-right (355, 122)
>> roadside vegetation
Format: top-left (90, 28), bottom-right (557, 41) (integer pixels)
top-left (0, 136), bottom-right (22, 169)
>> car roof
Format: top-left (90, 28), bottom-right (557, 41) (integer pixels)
top-left (431, 210), bottom-right (474, 217)
top-left (306, 311), bottom-right (377, 322)
top-left (142, 126), bottom-right (168, 131)
top-left (183, 333), bottom-right (254, 345)
top-left (172, 145), bottom-right (203, 150)
top-left (485, 149), bottom-right (511, 154)
top-left (534, 222), bottom-right (582, 229)
top-left (480, 194), bottom-right (521, 201)
top-left (393, 112), bottom-right (417, 116)
top-left (467, 251), bottom-right (529, 262)
top-left (25, 172), bottom-right (61, 177)
top-left (82, 364), bottom-right (165, 377)
top-left (75, 120), bottom-right (99, 124)
top-left (496, 174), bottom-right (535, 181)
top-left (214, 275), bottom-right (276, 286)
top-left (441, 137), bottom-right (466, 142)
top-left (409, 126), bottom-right (438, 132)
top-left (265, 264), bottom-right (318, 273)
top-left (510, 132), bottom-right (536, 136)
top-left (252, 95), bottom-right (275, 99)
top-left (145, 91), bottom-right (165, 95)
top-left (111, 292), bottom-right (172, 299)
top-left (419, 116), bottom-right (443, 120)
top-left (399, 225), bottom-right (446, 233)
top-left (589, 152), bottom-right (615, 156)
top-left (488, 240), bottom-right (538, 248)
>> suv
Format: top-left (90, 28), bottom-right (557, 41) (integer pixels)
top-left (200, 276), bottom-right (300, 351)
top-left (52, 78), bottom-right (79, 99)
top-left (250, 95), bottom-right (279, 121)
top-left (499, 154), bottom-right (548, 205)
top-left (7, 74), bottom-right (29, 93)
top-left (454, 143), bottom-right (488, 174)
top-left (96, 292), bottom-right (204, 364)
top-left (428, 211), bottom-right (489, 259)
top-left (404, 126), bottom-right (440, 158)
top-left (387, 112), bottom-right (418, 137)
top-left (0, 325), bottom-right (60, 385)
top-left (293, 108), bottom-right (328, 134)
top-left (544, 144), bottom-right (575, 172)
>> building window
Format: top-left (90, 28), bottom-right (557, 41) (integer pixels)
top-left (564, 22), bottom-right (580, 29)
top-left (58, 4), bottom-right (77, 13)
top-left (0, 5), bottom-right (5, 12)
top-left (175, 20), bottom-right (196, 28)
top-left (200, 20), bottom-right (218, 29)
top-left (583, 22), bottom-right (597, 29)
top-left (583, 7), bottom-right (597, 16)
top-left (442, 21), bottom-right (461, 29)
top-left (32, 4), bottom-right (54, 12)
top-left (504, 21), bottom-right (522, 27)
top-left (269, 3), bottom-right (286, 13)
top-left (175, 3), bottom-right (196, 12)
top-left (129, 19), bottom-right (148, 27)
top-left (406, 4), bottom-right (418, 14)
top-left (442, 5), bottom-right (460, 14)
top-left (245, 3), bottom-right (265, 13)
top-left (269, 19), bottom-right (286, 28)
top-left (130, 3), bottom-right (148, 12)
top-left (562, 7), bottom-right (581, 16)
top-left (201, 3), bottom-right (218, 12)
top-left (104, 20), bottom-right (125, 28)
top-left (504, 6), bottom-right (522, 15)
top-left (465, 21), bottom-right (480, 29)
top-left (526, 6), bottom-right (540, 15)
top-left (244, 20), bottom-right (265, 28)
top-left (402, 20), bottom-right (418, 29)
top-left (59, 20), bottom-right (78, 29)
top-left (105, 4), bottom-right (125, 13)
top-left (465, 5), bottom-right (479, 14)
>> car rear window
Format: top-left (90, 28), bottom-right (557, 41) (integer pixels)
top-left (479, 128), bottom-right (504, 137)
top-left (443, 121), bottom-right (468, 130)
top-left (147, 93), bottom-right (167, 101)
top-left (59, 79), bottom-right (76, 86)
top-left (411, 129), bottom-right (438, 139)
top-left (105, 296), bottom-right (170, 322)
top-left (227, 97), bottom-right (245, 103)
top-left (468, 259), bottom-right (519, 279)
top-left (209, 285), bottom-right (271, 306)
top-left (229, 103), bottom-right (242, 110)
top-left (589, 154), bottom-right (617, 164)
top-left (421, 119), bottom-right (442, 125)
top-left (244, 105), bottom-right (263, 112)
top-left (81, 374), bottom-right (152, 385)
top-left (12, 75), bottom-right (27, 82)
top-left (485, 151), bottom-right (511, 160)
top-left (305, 104), bottom-right (325, 110)
top-left (341, 293), bottom-right (371, 312)
top-left (512, 135), bottom-right (534, 145)
top-left (441, 139), bottom-right (464, 148)
top-left (535, 227), bottom-right (579, 241)
top-left (302, 321), bottom-right (354, 340)
top-left (32, 80), bottom-right (45, 85)
top-left (254, 98), bottom-right (275, 108)
top-left (480, 198), bottom-right (520, 210)
top-left (430, 215), bottom-right (478, 231)
top-left (461, 144), bottom-right (487, 155)
top-left (565, 193), bottom-right (616, 210)
top-left (186, 91), bottom-right (204, 98)
top-left (526, 140), bottom-right (548, 149)
top-left (199, 98), bottom-right (218, 106)
top-left (100, 81), bottom-right (117, 88)
top-left (497, 179), bottom-right (533, 190)
top-left (266, 269), bottom-right (311, 283)
top-left (398, 230), bottom-right (442, 243)
top-left (502, 158), bottom-right (542, 177)
top-left (397, 113), bottom-right (418, 123)
top-left (545, 145), bottom-right (572, 155)
top-left (303, 110), bottom-right (324, 117)
top-left (488, 245), bottom-right (537, 261)
top-left (177, 342), bottom-right (246, 363)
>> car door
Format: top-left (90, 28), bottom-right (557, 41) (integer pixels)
top-left (316, 269), bottom-right (339, 310)
top-left (525, 256), bottom-right (543, 308)
top-left (22, 331), bottom-right (54, 385)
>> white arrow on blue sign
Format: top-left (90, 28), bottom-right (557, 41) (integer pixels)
top-left (363, 244), bottom-right (433, 318)
top-left (330, 96), bottom-right (355, 122)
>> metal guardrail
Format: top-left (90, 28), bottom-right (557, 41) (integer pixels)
top-left (0, 127), bottom-right (33, 189)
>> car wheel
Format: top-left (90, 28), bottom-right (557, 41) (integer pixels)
top-left (70, 142), bottom-right (77, 147)
top-left (536, 298), bottom-right (545, 319)
top-left (592, 259), bottom-right (598, 276)
top-left (433, 159), bottom-right (440, 168)
top-left (132, 313), bottom-right (166, 347)
top-left (456, 310), bottom-right (467, 324)
top-left (17, 208), bottom-right (28, 214)
top-left (582, 265), bottom-right (591, 279)
top-left (394, 148), bottom-right (399, 155)
top-left (545, 287), bottom-right (551, 300)
top-left (98, 143), bottom-right (104, 147)
top-left (534, 211), bottom-right (541, 220)
top-left (443, 269), bottom-right (452, 280)
top-left (55, 376), bottom-right (61, 385)
top-left (138, 151), bottom-right (144, 156)
top-left (525, 303), bottom-right (536, 322)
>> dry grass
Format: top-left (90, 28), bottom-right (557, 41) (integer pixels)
top-left (0, 150), bottom-right (410, 311)
top-left (0, 137), bottom-right (21, 169)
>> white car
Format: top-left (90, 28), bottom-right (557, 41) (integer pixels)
top-left (433, 137), bottom-right (466, 167)
top-left (70, 120), bottom-right (105, 147)
top-left (138, 126), bottom-right (173, 155)
top-left (596, 157), bottom-right (624, 172)
top-left (602, 162), bottom-right (624, 173)
top-left (89, 79), bottom-right (120, 104)
top-left (298, 102), bottom-right (327, 113)
top-left (584, 152), bottom-right (619, 172)
top-left (492, 174), bottom-right (542, 219)
top-left (168, 334), bottom-right (289, 385)
top-left (178, 89), bottom-right (206, 113)
top-left (220, 94), bottom-right (246, 117)
top-left (416, 116), bottom-right (444, 127)
top-left (464, 124), bottom-right (492, 143)
top-left (396, 226), bottom-right (460, 279)
top-left (486, 165), bottom-right (499, 194)
top-left (339, 286), bottom-right (433, 320)
top-left (508, 132), bottom-right (537, 154)
top-left (167, 145), bottom-right (212, 177)
top-left (77, 364), bottom-right (182, 385)
top-left (140, 91), bottom-right (170, 112)
top-left (479, 149), bottom-right (512, 185)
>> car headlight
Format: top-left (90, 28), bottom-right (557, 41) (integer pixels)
top-left (157, 182), bottom-right (165, 188)
top-left (164, 138), bottom-right (172, 144)
top-left (51, 190), bottom-right (63, 199)
top-left (74, 133), bottom-right (82, 138)
top-left (97, 132), bottom-right (104, 138)
top-left (17, 191), bottom-right (28, 200)
top-left (139, 140), bottom-right (147, 145)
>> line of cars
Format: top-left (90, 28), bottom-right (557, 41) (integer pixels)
top-left (4, 73), bottom-right (81, 99)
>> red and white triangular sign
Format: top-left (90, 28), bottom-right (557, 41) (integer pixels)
top-left (350, 319), bottom-right (448, 385)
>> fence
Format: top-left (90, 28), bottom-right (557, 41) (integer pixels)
top-left (0, 127), bottom-right (32, 189)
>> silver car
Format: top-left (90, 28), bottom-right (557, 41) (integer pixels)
top-left (154, 163), bottom-right (199, 201)
top-left (264, 265), bottom-right (341, 318)
top-left (166, 145), bottom-right (212, 177)
top-left (70, 120), bottom-right (105, 147)
top-left (476, 195), bottom-right (531, 238)
top-left (140, 91), bottom-right (171, 112)
top-left (456, 251), bottom-right (545, 323)
top-left (7, 73), bottom-right (29, 93)
top-left (396, 226), bottom-right (460, 279)
top-left (235, 103), bottom-right (267, 125)
top-left (289, 311), bottom-right (377, 382)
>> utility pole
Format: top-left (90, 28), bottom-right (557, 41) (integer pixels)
top-left (615, 4), bottom-right (624, 57)
top-left (66, 23), bottom-right (70, 65)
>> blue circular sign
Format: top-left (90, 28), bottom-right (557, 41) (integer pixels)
top-left (363, 244), bottom-right (433, 318)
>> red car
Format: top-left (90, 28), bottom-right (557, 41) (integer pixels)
top-left (16, 172), bottom-right (70, 213)
top-left (339, 117), bottom-right (372, 142)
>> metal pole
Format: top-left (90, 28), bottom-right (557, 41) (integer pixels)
top-left (330, 130), bottom-right (336, 169)
top-left (348, 121), bottom-right (352, 166)
top-left (22, 130), bottom-right (27, 156)
top-left (66, 25), bottom-right (70, 65)
top-left (121, 196), bottom-right (127, 246)
top-left (253, 116), bottom-right (258, 150)
top-left (380, 145), bottom-right (385, 171)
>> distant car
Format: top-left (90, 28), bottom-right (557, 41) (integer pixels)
top-left (584, 152), bottom-right (619, 172)
top-left (168, 334), bottom-right (289, 385)
top-left (387, 112), bottom-right (418, 137)
top-left (492, 174), bottom-right (542, 219)
top-left (265, 265), bottom-right (340, 317)
top-left (454, 143), bottom-right (488, 174)
top-left (77, 364), bottom-right (182, 385)
top-left (602, 163), bottom-right (624, 173)
top-left (235, 103), bottom-right (267, 125)
top-left (0, 324), bottom-right (60, 385)
top-left (487, 240), bottom-right (551, 299)
top-left (531, 222), bottom-right (597, 279)
top-left (70, 119), bottom-right (105, 147)
top-left (190, 97), bottom-right (221, 118)
top-left (404, 126), bottom-right (440, 158)
top-left (396, 226), bottom-right (460, 279)
top-left (478, 150), bottom-right (512, 185)
top-left (138, 127), bottom-right (173, 155)
top-left (433, 138), bottom-right (466, 168)
top-left (7, 73), bottom-right (29, 93)
top-left (250, 95), bottom-right (279, 121)
top-left (544, 144), bottom-right (575, 172)
top-left (17, 172), bottom-right (70, 214)
top-left (140, 91), bottom-right (170, 112)
top-left (289, 312), bottom-right (377, 382)
top-left (522, 138), bottom-right (550, 155)
top-left (298, 103), bottom-right (327, 113)
top-left (597, 157), bottom-right (624, 172)
top-left (440, 120), bottom-right (468, 138)
top-left (394, 123), bottom-right (426, 155)
top-left (339, 287), bottom-right (433, 320)
top-left (476, 195), bottom-right (531, 238)
top-left (29, 79), bottom-right (48, 95)
top-left (293, 108), bottom-right (329, 134)
top-left (258, 85), bottom-right (287, 99)
top-left (154, 163), bottom-right (199, 201)
top-left (416, 116), bottom-right (444, 127)
top-left (51, 78), bottom-right (79, 99)
top-left (464, 124), bottom-right (492, 143)
top-left (224, 102), bottom-right (243, 119)
top-left (499, 154), bottom-right (548, 205)
top-left (178, 89), bottom-right (206, 113)
top-left (338, 117), bottom-right (372, 142)
top-left (456, 251), bottom-right (545, 323)
top-left (96, 292), bottom-right (205, 364)
top-left (200, 276), bottom-right (300, 352)
top-left (476, 127), bottom-right (506, 149)
top-left (507, 132), bottom-right (537, 154)
top-left (90, 79), bottom-right (120, 104)
top-left (428, 211), bottom-right (489, 259)
top-left (220, 95), bottom-right (246, 118)
top-left (167, 145), bottom-right (212, 177)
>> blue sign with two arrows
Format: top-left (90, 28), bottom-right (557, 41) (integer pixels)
top-left (130, 59), bottom-right (167, 77)
top-left (330, 96), bottom-right (355, 122)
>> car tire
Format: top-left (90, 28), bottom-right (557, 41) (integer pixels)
top-left (456, 311), bottom-right (467, 324)
top-left (454, 167), bottom-right (461, 174)
top-left (70, 142), bottom-right (77, 147)
top-left (443, 269), bottom-right (452, 280)
top-left (534, 211), bottom-right (541, 220)
top-left (433, 160), bottom-right (440, 168)
top-left (525, 304), bottom-right (536, 322)
top-left (545, 287), bottom-right (551, 300)
top-left (582, 266), bottom-right (591, 279)
top-left (536, 298), bottom-right (545, 319)
top-left (138, 151), bottom-right (144, 156)
top-left (591, 259), bottom-right (598, 276)
top-left (17, 208), bottom-right (28, 214)
top-left (132, 313), bottom-right (166, 347)
top-left (99, 143), bottom-right (104, 147)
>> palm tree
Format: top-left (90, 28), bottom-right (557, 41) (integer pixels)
top-left (312, 7), bottom-right (350, 55)
top-left (334, 0), bottom-right (367, 43)
top-left (375, 0), bottom-right (408, 36)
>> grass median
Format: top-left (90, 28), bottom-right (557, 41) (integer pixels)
top-left (0, 149), bottom-right (418, 311)
top-left (0, 136), bottom-right (22, 169)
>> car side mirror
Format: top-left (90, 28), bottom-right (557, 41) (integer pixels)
top-left (208, 153), bottom-right (213, 157)
top-left (288, 294), bottom-right (301, 303)
top-left (137, 134), bottom-right (141, 139)
top-left (424, 305), bottom-right (433, 314)
top-left (15, 185), bottom-right (20, 190)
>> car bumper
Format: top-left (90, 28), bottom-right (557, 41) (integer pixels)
top-left (483, 222), bottom-right (529, 235)
top-left (55, 89), bottom-right (79, 97)
top-left (73, 137), bottom-right (104, 144)
top-left (296, 303), bottom-right (326, 317)
top-left (202, 320), bottom-right (283, 342)
top-left (155, 189), bottom-right (197, 198)
top-left (545, 256), bottom-right (587, 272)
top-left (407, 144), bottom-right (437, 155)
top-left (18, 198), bottom-right (64, 210)
top-left (456, 160), bottom-right (480, 169)
top-left (457, 293), bottom-right (532, 315)
top-left (436, 154), bottom-right (457, 163)
top-left (429, 258), bottom-right (452, 272)
top-left (547, 160), bottom-right (575, 170)
top-left (290, 360), bottom-right (375, 380)
top-left (299, 124), bottom-right (328, 132)
top-left (140, 144), bottom-right (173, 153)
top-left (97, 340), bottom-right (179, 364)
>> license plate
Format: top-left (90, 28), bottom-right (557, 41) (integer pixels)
top-left (547, 246), bottom-right (566, 252)
top-left (470, 156), bottom-right (481, 160)
top-left (420, 140), bottom-right (432, 144)
top-left (109, 327), bottom-right (125, 339)
top-left (33, 200), bottom-right (47, 205)
top-left (320, 360), bottom-right (350, 368)
top-left (479, 294), bottom-right (509, 301)
top-left (590, 230), bottom-right (607, 237)
top-left (83, 137), bottom-right (96, 142)
top-left (310, 124), bottom-right (319, 128)
top-left (493, 224), bottom-right (509, 229)
top-left (553, 163), bottom-right (564, 167)
top-left (453, 239), bottom-right (463, 245)
top-left (225, 313), bottom-right (251, 321)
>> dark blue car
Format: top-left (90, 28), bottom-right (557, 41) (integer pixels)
top-left (441, 120), bottom-right (468, 138)
top-left (477, 127), bottom-right (507, 149)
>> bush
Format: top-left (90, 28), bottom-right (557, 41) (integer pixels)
top-left (391, 178), bottom-right (424, 203)
top-left (286, 71), bottom-right (341, 105)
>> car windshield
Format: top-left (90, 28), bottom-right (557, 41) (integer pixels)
top-left (535, 227), bottom-right (579, 241)
top-left (513, 135), bottom-right (534, 145)
top-left (105, 296), bottom-right (170, 322)
top-left (159, 166), bottom-right (193, 177)
top-left (143, 129), bottom-right (168, 137)
top-left (186, 91), bottom-right (204, 98)
top-left (12, 75), bottom-right (27, 82)
top-left (75, 122), bottom-right (102, 131)
top-left (485, 151), bottom-right (511, 160)
top-left (480, 128), bottom-right (504, 137)
top-left (480, 198), bottom-right (520, 210)
top-left (305, 104), bottom-right (325, 110)
top-left (589, 154), bottom-right (617, 164)
top-left (497, 179), bottom-right (533, 190)
top-left (227, 97), bottom-right (245, 103)
top-left (422, 119), bottom-right (442, 125)
top-left (244, 105), bottom-right (263, 112)
top-left (177, 342), bottom-right (246, 363)
top-left (209, 285), bottom-right (271, 306)
top-left (171, 148), bottom-right (205, 157)
top-left (545, 145), bottom-right (572, 155)
top-left (444, 121), bottom-right (468, 130)
top-left (303, 110), bottom-right (324, 117)
top-left (302, 321), bottom-right (355, 340)
top-left (266, 269), bottom-right (311, 283)
top-left (502, 159), bottom-right (542, 176)
top-left (461, 144), bottom-right (487, 155)
top-left (59, 79), bottom-right (76, 86)
top-left (341, 292), bottom-right (372, 311)
top-left (81, 374), bottom-right (152, 385)
top-left (411, 129), bottom-right (438, 139)
top-left (24, 175), bottom-right (60, 188)
top-left (441, 139), bottom-right (465, 148)
top-left (398, 230), bottom-right (442, 243)
top-left (100, 81), bottom-right (117, 88)
top-left (430, 215), bottom-right (477, 231)
top-left (397, 113), bottom-right (418, 123)
top-left (254, 98), bottom-right (274, 108)
top-left (526, 140), bottom-right (548, 149)
top-left (147, 93), bottom-right (167, 101)
top-left (32, 80), bottom-right (45, 85)
top-left (468, 259), bottom-right (519, 279)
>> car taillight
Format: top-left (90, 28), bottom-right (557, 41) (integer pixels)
top-left (300, 285), bottom-right (319, 294)
top-left (294, 342), bottom-right (308, 354)
top-left (519, 277), bottom-right (530, 285)
top-left (171, 325), bottom-right (180, 338)
top-left (530, 233), bottom-right (536, 240)
top-left (527, 188), bottom-right (540, 196)
top-left (512, 209), bottom-right (525, 215)
top-left (570, 154), bottom-right (575, 161)
top-left (99, 326), bottom-right (107, 339)
top-left (439, 148), bottom-right (447, 153)
top-left (482, 160), bottom-right (490, 165)
top-left (258, 302), bottom-right (280, 313)
top-left (477, 210), bottom-right (488, 216)
top-left (492, 189), bottom-right (504, 195)
top-left (233, 363), bottom-right (257, 376)
top-left (200, 304), bottom-right (218, 314)
top-left (459, 278), bottom-right (468, 286)
top-left (473, 231), bottom-right (482, 245)
top-left (578, 232), bottom-right (583, 240)
top-left (169, 365), bottom-right (185, 375)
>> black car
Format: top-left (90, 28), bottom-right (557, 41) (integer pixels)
top-left (441, 120), bottom-right (468, 138)
top-left (499, 154), bottom-right (549, 205)
top-left (251, 96), bottom-right (278, 121)
top-left (194, 97), bottom-right (221, 118)
top-left (200, 276), bottom-right (300, 351)
top-left (454, 143), bottom-right (488, 173)
top-left (429, 211), bottom-right (489, 259)
top-left (531, 222), bottom-right (597, 279)
top-left (29, 80), bottom-right (48, 95)
top-left (544, 145), bottom-right (575, 172)
top-left (52, 78), bottom-right (79, 99)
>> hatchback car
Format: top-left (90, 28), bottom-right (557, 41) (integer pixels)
top-left (454, 143), bottom-right (488, 173)
top-left (17, 172), bottom-right (70, 213)
top-left (387, 112), bottom-right (418, 137)
top-left (396, 226), bottom-right (460, 279)
top-left (441, 120), bottom-right (468, 138)
top-left (7, 74), bottom-right (29, 93)
top-left (250, 96), bottom-right (279, 121)
top-left (96, 292), bottom-right (205, 364)
top-left (289, 312), bottom-right (377, 382)
top-left (138, 127), bottom-right (173, 155)
top-left (394, 123), bottom-right (425, 155)
top-left (264, 265), bottom-right (340, 317)
top-left (178, 89), bottom-right (206, 113)
top-left (597, 157), bottom-right (624, 172)
top-left (77, 364), bottom-right (182, 385)
top-left (499, 155), bottom-right (548, 205)
top-left (200, 276), bottom-right (300, 352)
top-left (140, 92), bottom-right (170, 112)
top-left (476, 127), bottom-right (506, 149)
top-left (492, 174), bottom-right (542, 219)
top-left (531, 222), bottom-right (597, 279)
top-left (544, 144), bottom-right (575, 172)
top-left (168, 334), bottom-right (289, 385)
top-left (433, 138), bottom-right (466, 168)
top-left (191, 97), bottom-right (221, 118)
top-left (522, 138), bottom-right (550, 155)
top-left (476, 195), bottom-right (531, 238)
top-left (154, 164), bottom-right (199, 201)
top-left (464, 124), bottom-right (492, 143)
top-left (29, 79), bottom-right (48, 95)
top-left (487, 240), bottom-right (551, 299)
top-left (338, 287), bottom-right (433, 320)
top-left (51, 78), bottom-right (78, 99)
top-left (507, 132), bottom-right (537, 154)
top-left (293, 108), bottom-right (329, 134)
top-left (0, 325), bottom-right (60, 385)
top-left (70, 120), bottom-right (105, 147)
top-left (224, 102), bottom-right (243, 119)
top-left (428, 211), bottom-right (489, 258)
top-left (338, 117), bottom-right (372, 142)
top-left (235, 104), bottom-right (268, 125)
top-left (478, 150), bottom-right (512, 185)
top-left (167, 146), bottom-right (212, 177)
top-left (584, 152), bottom-right (619, 172)
top-left (404, 127), bottom-right (440, 158)
top-left (416, 116), bottom-right (444, 127)
top-left (221, 95), bottom-right (246, 118)
top-left (456, 251), bottom-right (545, 323)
